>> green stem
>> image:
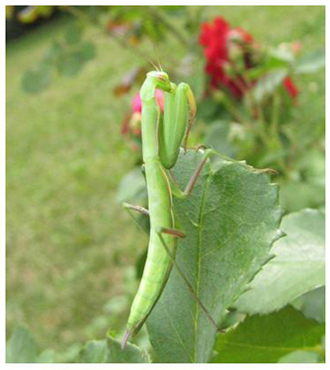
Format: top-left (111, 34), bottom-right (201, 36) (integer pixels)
top-left (228, 65), bottom-right (270, 147)
top-left (271, 92), bottom-right (281, 142)
top-left (256, 104), bottom-right (269, 145)
top-left (212, 90), bottom-right (252, 129)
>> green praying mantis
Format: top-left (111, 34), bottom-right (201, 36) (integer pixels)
top-left (122, 70), bottom-right (219, 349)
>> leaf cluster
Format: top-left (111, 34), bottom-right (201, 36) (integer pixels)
top-left (21, 23), bottom-right (96, 94)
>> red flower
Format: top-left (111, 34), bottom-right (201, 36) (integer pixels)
top-left (199, 17), bottom-right (253, 98)
top-left (199, 16), bottom-right (298, 102)
top-left (283, 76), bottom-right (299, 100)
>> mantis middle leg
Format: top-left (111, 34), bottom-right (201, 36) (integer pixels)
top-left (169, 148), bottom-right (216, 199)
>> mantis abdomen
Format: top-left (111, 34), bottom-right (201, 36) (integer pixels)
top-left (125, 159), bottom-right (176, 337)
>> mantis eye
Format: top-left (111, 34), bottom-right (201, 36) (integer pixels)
top-left (148, 71), bottom-right (168, 81)
top-left (155, 72), bottom-right (168, 82)
top-left (145, 71), bottom-right (171, 93)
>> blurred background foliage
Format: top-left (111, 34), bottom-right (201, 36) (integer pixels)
top-left (6, 5), bottom-right (324, 362)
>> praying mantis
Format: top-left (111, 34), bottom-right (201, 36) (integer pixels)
top-left (122, 70), bottom-right (218, 349)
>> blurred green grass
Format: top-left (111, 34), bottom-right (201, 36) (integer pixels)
top-left (6, 6), bottom-right (325, 354)
top-left (6, 15), bottom-right (150, 352)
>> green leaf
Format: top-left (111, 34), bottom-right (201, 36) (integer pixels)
top-left (116, 166), bottom-right (147, 205)
top-left (79, 41), bottom-right (97, 61)
top-left (146, 150), bottom-right (282, 363)
top-left (106, 336), bottom-right (149, 363)
top-left (278, 350), bottom-right (321, 363)
top-left (21, 64), bottom-right (51, 94)
top-left (205, 120), bottom-right (237, 157)
top-left (36, 6), bottom-right (54, 18)
top-left (65, 24), bottom-right (84, 45)
top-left (279, 180), bottom-right (325, 212)
top-left (196, 96), bottom-right (219, 122)
top-left (235, 209), bottom-right (325, 315)
top-left (295, 49), bottom-right (325, 74)
top-left (253, 68), bottom-right (288, 103)
top-left (142, 18), bottom-right (165, 42)
top-left (56, 343), bottom-right (82, 363)
top-left (292, 286), bottom-right (325, 323)
top-left (17, 6), bottom-right (39, 24)
top-left (79, 340), bottom-right (108, 363)
top-left (296, 148), bottom-right (325, 188)
top-left (6, 326), bottom-right (38, 363)
top-left (37, 349), bottom-right (55, 363)
top-left (78, 337), bottom-right (149, 363)
top-left (212, 306), bottom-right (325, 363)
top-left (56, 52), bottom-right (84, 77)
top-left (43, 42), bottom-right (63, 65)
top-left (55, 41), bottom-right (96, 78)
top-left (246, 50), bottom-right (290, 80)
top-left (269, 47), bottom-right (295, 63)
top-left (160, 5), bottom-right (186, 16)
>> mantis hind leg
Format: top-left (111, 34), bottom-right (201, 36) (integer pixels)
top-left (155, 226), bottom-right (224, 334)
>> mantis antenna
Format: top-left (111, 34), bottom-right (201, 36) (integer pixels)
top-left (148, 36), bottom-right (164, 72)
top-left (147, 58), bottom-right (160, 72)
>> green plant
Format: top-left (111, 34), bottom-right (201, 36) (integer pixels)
top-left (7, 6), bottom-right (325, 364)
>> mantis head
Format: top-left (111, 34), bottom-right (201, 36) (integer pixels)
top-left (147, 71), bottom-right (173, 93)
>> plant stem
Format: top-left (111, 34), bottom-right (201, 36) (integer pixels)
top-left (271, 92), bottom-right (281, 142)
top-left (212, 90), bottom-right (252, 129)
top-left (256, 104), bottom-right (269, 145)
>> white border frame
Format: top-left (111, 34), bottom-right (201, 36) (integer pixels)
top-left (2, 1), bottom-right (327, 368)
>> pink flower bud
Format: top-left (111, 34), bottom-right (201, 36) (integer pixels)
top-left (132, 89), bottom-right (165, 113)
